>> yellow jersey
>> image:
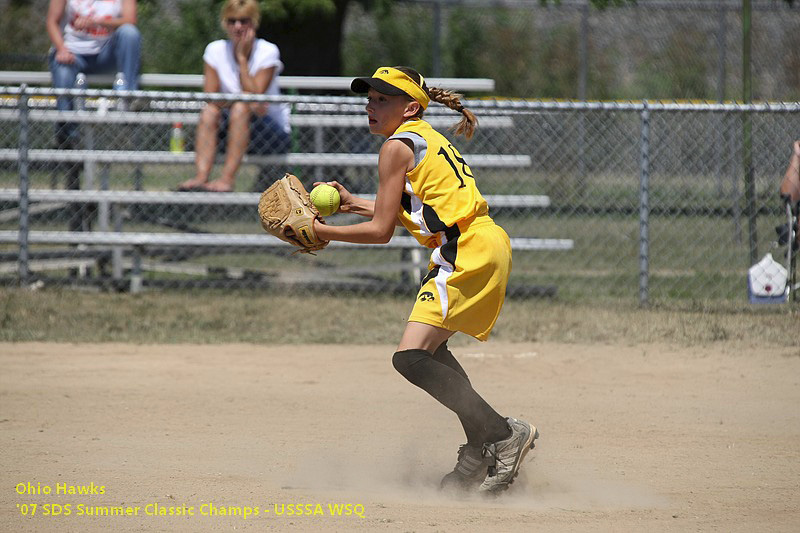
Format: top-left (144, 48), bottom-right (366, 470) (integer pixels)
top-left (390, 119), bottom-right (490, 249)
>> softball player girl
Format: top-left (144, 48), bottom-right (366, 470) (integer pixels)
top-left (313, 66), bottom-right (537, 493)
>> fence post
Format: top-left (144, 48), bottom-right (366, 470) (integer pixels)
top-left (742, 0), bottom-right (758, 265)
top-left (715, 3), bottom-right (727, 197)
top-left (742, 108), bottom-right (758, 265)
top-left (17, 84), bottom-right (31, 286)
top-left (577, 3), bottom-right (589, 189)
top-left (578, 2), bottom-right (588, 101)
top-left (716, 2), bottom-right (728, 104)
top-left (639, 101), bottom-right (650, 307)
top-left (432, 0), bottom-right (443, 77)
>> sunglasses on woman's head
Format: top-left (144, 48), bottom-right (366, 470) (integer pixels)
top-left (226, 17), bottom-right (252, 25)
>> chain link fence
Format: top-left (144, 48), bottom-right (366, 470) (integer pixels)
top-left (0, 86), bottom-right (797, 306)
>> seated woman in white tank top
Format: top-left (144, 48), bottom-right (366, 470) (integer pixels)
top-left (177, 0), bottom-right (290, 193)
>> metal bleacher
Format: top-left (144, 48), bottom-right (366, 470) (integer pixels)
top-left (1, 73), bottom-right (572, 294)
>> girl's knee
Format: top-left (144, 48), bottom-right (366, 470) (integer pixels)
top-left (392, 350), bottom-right (409, 376)
top-left (50, 64), bottom-right (77, 89)
top-left (229, 102), bottom-right (252, 120)
top-left (201, 104), bottom-right (221, 121)
top-left (392, 349), bottom-right (429, 379)
top-left (115, 24), bottom-right (141, 42)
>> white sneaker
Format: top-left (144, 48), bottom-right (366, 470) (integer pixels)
top-left (478, 418), bottom-right (538, 493)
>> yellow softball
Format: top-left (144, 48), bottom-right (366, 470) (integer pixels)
top-left (310, 184), bottom-right (340, 217)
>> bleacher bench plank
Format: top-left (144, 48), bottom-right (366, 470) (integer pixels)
top-left (0, 230), bottom-right (573, 251)
top-left (0, 188), bottom-right (550, 209)
top-left (0, 71), bottom-right (495, 92)
top-left (0, 109), bottom-right (514, 129)
top-left (0, 149), bottom-right (531, 168)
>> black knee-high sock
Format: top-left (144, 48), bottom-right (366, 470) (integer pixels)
top-left (431, 342), bottom-right (469, 381)
top-left (431, 343), bottom-right (482, 446)
top-left (393, 348), bottom-right (509, 445)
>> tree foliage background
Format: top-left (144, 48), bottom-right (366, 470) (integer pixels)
top-left (0, 0), bottom-right (798, 99)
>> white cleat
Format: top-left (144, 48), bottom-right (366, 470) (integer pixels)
top-left (478, 418), bottom-right (538, 493)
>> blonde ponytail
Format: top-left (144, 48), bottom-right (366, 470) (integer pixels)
top-left (427, 87), bottom-right (478, 140)
top-left (393, 66), bottom-right (479, 139)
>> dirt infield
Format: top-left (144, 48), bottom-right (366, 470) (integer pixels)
top-left (2, 341), bottom-right (799, 532)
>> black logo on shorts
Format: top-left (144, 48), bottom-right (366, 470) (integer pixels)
top-left (418, 291), bottom-right (435, 302)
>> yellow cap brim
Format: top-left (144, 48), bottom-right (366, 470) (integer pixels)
top-left (351, 67), bottom-right (430, 110)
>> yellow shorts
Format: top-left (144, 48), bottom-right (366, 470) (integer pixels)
top-left (408, 217), bottom-right (512, 341)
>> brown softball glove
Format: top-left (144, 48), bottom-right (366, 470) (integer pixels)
top-left (257, 173), bottom-right (328, 253)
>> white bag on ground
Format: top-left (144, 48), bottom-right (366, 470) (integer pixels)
top-left (747, 253), bottom-right (788, 303)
